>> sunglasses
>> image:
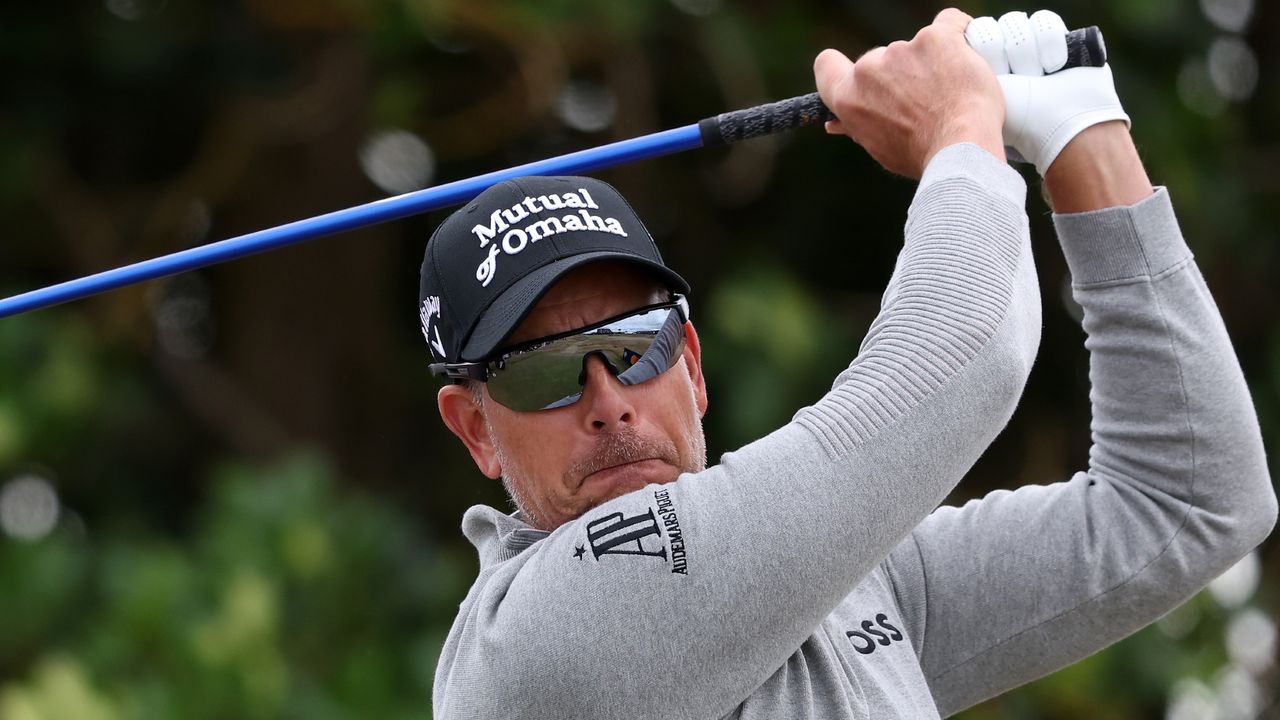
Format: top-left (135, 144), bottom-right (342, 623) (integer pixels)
top-left (430, 296), bottom-right (690, 412)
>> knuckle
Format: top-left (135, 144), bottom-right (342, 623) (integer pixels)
top-left (915, 25), bottom-right (941, 43)
top-left (857, 46), bottom-right (886, 66)
top-left (829, 82), bottom-right (860, 116)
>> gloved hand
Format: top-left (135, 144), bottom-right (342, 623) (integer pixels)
top-left (965, 10), bottom-right (1130, 176)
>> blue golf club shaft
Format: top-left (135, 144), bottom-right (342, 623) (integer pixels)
top-left (0, 25), bottom-right (1106, 320)
top-left (0, 125), bottom-right (704, 319)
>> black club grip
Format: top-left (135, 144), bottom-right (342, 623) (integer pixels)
top-left (697, 94), bottom-right (833, 148)
top-left (699, 26), bottom-right (1107, 147)
top-left (1064, 26), bottom-right (1106, 70)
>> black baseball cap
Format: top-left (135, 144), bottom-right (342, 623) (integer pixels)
top-left (418, 176), bottom-right (689, 364)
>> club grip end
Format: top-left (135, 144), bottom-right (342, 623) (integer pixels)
top-left (1065, 26), bottom-right (1106, 69)
top-left (702, 26), bottom-right (1106, 147)
top-left (700, 92), bottom-right (835, 146)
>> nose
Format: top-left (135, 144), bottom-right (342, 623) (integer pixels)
top-left (579, 353), bottom-right (636, 432)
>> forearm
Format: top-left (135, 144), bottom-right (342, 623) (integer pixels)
top-left (1051, 124), bottom-right (1270, 526)
top-left (1057, 191), bottom-right (1275, 538)
top-left (1043, 121), bottom-right (1153, 212)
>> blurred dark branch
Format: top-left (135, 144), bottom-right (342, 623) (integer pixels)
top-left (153, 352), bottom-right (290, 460)
top-left (1239, 145), bottom-right (1280, 194)
top-left (698, 15), bottom-right (778, 207)
top-left (419, 1), bottom-right (565, 159)
top-left (139, 41), bottom-right (371, 257)
top-left (34, 154), bottom-right (139, 336)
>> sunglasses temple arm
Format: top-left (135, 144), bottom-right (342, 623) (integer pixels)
top-left (428, 362), bottom-right (488, 382)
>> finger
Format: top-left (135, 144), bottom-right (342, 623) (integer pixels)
top-left (855, 45), bottom-right (885, 65)
top-left (813, 48), bottom-right (856, 115)
top-left (965, 15), bottom-right (1009, 75)
top-left (933, 7), bottom-right (973, 33)
top-left (998, 11), bottom-right (1042, 76)
top-left (1029, 9), bottom-right (1068, 73)
top-left (856, 45), bottom-right (886, 64)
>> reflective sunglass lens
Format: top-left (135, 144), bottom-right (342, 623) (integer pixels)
top-left (487, 306), bottom-right (685, 411)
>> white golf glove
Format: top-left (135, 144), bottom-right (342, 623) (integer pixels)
top-left (965, 10), bottom-right (1130, 175)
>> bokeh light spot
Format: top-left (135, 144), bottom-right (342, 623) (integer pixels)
top-left (1207, 36), bottom-right (1258, 102)
top-left (1226, 608), bottom-right (1276, 675)
top-left (1200, 0), bottom-right (1254, 33)
top-left (1177, 59), bottom-right (1226, 117)
top-left (1166, 678), bottom-right (1216, 720)
top-left (1213, 665), bottom-right (1261, 718)
top-left (148, 275), bottom-right (215, 359)
top-left (554, 80), bottom-right (617, 133)
top-left (1059, 274), bottom-right (1084, 324)
top-left (181, 199), bottom-right (212, 246)
top-left (0, 475), bottom-right (60, 541)
top-left (359, 129), bottom-right (435, 196)
top-left (1208, 550), bottom-right (1260, 608)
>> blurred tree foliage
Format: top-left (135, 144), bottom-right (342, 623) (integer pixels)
top-left (0, 452), bottom-right (468, 718)
top-left (0, 0), bottom-right (1277, 717)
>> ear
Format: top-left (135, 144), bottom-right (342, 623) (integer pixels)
top-left (438, 384), bottom-right (504, 479)
top-left (682, 321), bottom-right (709, 416)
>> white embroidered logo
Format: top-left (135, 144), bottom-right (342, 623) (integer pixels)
top-left (470, 188), bottom-right (628, 287)
top-left (419, 295), bottom-right (446, 358)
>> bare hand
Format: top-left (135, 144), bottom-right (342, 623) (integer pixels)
top-left (814, 8), bottom-right (1005, 178)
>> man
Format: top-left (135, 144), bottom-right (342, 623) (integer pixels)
top-left (422, 9), bottom-right (1276, 719)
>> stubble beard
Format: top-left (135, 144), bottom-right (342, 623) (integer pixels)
top-left (489, 392), bottom-right (707, 531)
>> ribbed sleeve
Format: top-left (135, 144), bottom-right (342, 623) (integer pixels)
top-left (796, 145), bottom-right (1027, 456)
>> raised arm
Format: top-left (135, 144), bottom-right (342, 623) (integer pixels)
top-left (434, 12), bottom-right (1043, 719)
top-left (886, 117), bottom-right (1277, 715)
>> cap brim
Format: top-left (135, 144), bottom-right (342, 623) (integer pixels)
top-left (459, 252), bottom-right (690, 361)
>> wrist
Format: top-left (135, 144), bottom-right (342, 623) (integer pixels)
top-left (1044, 122), bottom-right (1153, 213)
top-left (927, 116), bottom-right (1006, 168)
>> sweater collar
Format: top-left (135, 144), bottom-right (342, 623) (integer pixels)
top-left (461, 504), bottom-right (551, 565)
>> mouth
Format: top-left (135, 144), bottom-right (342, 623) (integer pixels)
top-left (567, 429), bottom-right (683, 494)
top-left (580, 458), bottom-right (670, 490)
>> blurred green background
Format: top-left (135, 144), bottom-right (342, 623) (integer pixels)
top-left (0, 0), bottom-right (1276, 717)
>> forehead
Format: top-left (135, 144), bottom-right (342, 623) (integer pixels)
top-left (506, 262), bottom-right (665, 345)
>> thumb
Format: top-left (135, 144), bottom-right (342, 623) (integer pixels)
top-left (997, 73), bottom-right (1031, 150)
top-left (814, 48), bottom-right (855, 115)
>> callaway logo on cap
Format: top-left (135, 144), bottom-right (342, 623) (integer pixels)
top-left (419, 176), bottom-right (689, 364)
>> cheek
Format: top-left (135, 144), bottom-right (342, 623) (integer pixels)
top-left (489, 410), bottom-right (574, 482)
top-left (489, 409), bottom-right (588, 527)
top-left (649, 363), bottom-right (706, 458)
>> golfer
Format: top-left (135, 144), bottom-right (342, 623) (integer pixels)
top-left (422, 9), bottom-right (1276, 719)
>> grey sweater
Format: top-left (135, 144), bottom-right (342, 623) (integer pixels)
top-left (432, 144), bottom-right (1277, 719)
